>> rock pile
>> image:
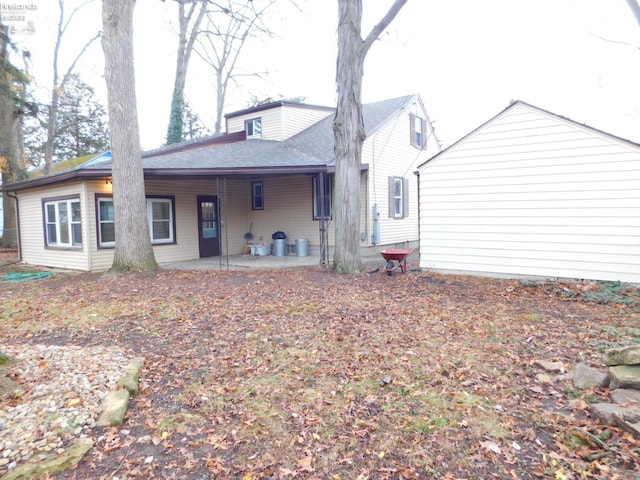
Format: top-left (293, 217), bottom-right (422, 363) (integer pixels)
top-left (584, 345), bottom-right (640, 438)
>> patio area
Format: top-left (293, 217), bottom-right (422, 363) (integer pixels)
top-left (160, 249), bottom-right (419, 272)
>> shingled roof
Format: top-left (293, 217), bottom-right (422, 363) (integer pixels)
top-left (1, 94), bottom-right (418, 191)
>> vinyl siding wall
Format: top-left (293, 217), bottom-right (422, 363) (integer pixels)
top-left (17, 181), bottom-right (92, 271)
top-left (226, 105), bottom-right (332, 141)
top-left (246, 174), bottom-right (333, 254)
top-left (15, 173), bottom-right (335, 271)
top-left (363, 100), bottom-right (439, 247)
top-left (281, 106), bottom-right (333, 140)
top-left (419, 104), bottom-right (640, 283)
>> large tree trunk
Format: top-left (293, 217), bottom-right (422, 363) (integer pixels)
top-left (332, 0), bottom-right (365, 273)
top-left (0, 109), bottom-right (24, 248)
top-left (166, 0), bottom-right (207, 145)
top-left (626, 0), bottom-right (640, 27)
top-left (332, 0), bottom-right (407, 273)
top-left (102, 0), bottom-right (157, 273)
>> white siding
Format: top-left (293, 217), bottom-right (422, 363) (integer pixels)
top-left (246, 175), bottom-right (333, 254)
top-left (364, 98), bottom-right (440, 247)
top-left (141, 178), bottom-right (248, 264)
top-left (419, 103), bottom-right (640, 283)
top-left (17, 182), bottom-right (91, 271)
top-left (281, 106), bottom-right (333, 140)
top-left (226, 104), bottom-right (332, 141)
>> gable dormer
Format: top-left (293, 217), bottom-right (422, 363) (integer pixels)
top-left (225, 101), bottom-right (334, 141)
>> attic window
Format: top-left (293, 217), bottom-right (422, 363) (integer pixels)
top-left (245, 118), bottom-right (262, 139)
top-left (410, 113), bottom-right (426, 149)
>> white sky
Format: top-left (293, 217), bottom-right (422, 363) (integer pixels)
top-left (5, 0), bottom-right (640, 150)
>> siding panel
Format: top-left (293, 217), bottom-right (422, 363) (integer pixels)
top-left (419, 102), bottom-right (640, 282)
top-left (17, 182), bottom-right (91, 271)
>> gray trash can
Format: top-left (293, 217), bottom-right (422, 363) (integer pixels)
top-left (295, 238), bottom-right (308, 257)
top-left (274, 238), bottom-right (286, 257)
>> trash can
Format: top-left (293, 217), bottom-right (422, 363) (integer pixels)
top-left (272, 231), bottom-right (287, 257)
top-left (295, 238), bottom-right (308, 257)
top-left (273, 239), bottom-right (286, 256)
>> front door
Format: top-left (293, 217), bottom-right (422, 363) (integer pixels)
top-left (197, 196), bottom-right (220, 257)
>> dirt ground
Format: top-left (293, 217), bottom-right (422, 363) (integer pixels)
top-left (1, 254), bottom-right (640, 479)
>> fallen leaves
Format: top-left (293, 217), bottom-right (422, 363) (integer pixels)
top-left (1, 269), bottom-right (639, 478)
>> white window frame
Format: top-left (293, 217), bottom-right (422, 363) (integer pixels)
top-left (313, 175), bottom-right (332, 220)
top-left (43, 197), bottom-right (82, 248)
top-left (96, 195), bottom-right (175, 247)
top-left (97, 197), bottom-right (115, 247)
top-left (393, 177), bottom-right (403, 218)
top-left (147, 197), bottom-right (174, 244)
top-left (410, 113), bottom-right (426, 149)
top-left (388, 176), bottom-right (409, 219)
top-left (245, 117), bottom-right (262, 139)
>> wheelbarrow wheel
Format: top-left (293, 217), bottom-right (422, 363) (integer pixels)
top-left (385, 260), bottom-right (395, 275)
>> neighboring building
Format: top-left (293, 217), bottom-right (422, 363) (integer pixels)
top-left (418, 101), bottom-right (640, 283)
top-left (1, 94), bottom-right (439, 271)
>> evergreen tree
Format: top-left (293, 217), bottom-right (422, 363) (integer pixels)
top-left (24, 74), bottom-right (109, 166)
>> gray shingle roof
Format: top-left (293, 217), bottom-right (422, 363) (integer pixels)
top-left (2, 95), bottom-right (417, 191)
top-left (285, 94), bottom-right (415, 164)
top-left (81, 139), bottom-right (326, 171)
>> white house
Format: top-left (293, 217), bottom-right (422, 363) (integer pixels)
top-left (418, 101), bottom-right (640, 283)
top-left (1, 94), bottom-right (440, 271)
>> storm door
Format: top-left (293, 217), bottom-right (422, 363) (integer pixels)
top-left (197, 196), bottom-right (220, 257)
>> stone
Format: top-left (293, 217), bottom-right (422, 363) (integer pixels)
top-left (603, 345), bottom-right (640, 366)
top-left (611, 388), bottom-right (640, 405)
top-left (117, 358), bottom-right (144, 396)
top-left (96, 389), bottom-right (130, 427)
top-left (0, 438), bottom-right (93, 480)
top-left (571, 363), bottom-right (609, 389)
top-left (609, 365), bottom-right (640, 390)
top-left (612, 409), bottom-right (640, 438)
top-left (590, 403), bottom-right (629, 424)
top-left (534, 360), bottom-right (566, 373)
top-left (536, 373), bottom-right (554, 384)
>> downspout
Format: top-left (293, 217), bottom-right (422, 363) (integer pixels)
top-left (6, 191), bottom-right (22, 263)
top-left (414, 169), bottom-right (420, 254)
top-left (83, 181), bottom-right (92, 270)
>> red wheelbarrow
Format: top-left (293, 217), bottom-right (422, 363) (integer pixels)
top-left (380, 249), bottom-right (413, 275)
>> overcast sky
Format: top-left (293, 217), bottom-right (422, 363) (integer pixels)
top-left (7, 0), bottom-right (640, 150)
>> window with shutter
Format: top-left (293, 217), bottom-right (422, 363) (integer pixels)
top-left (388, 177), bottom-right (409, 218)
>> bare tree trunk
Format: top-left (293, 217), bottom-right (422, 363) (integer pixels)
top-left (626, 0), bottom-right (640, 27)
top-left (195, 0), bottom-right (277, 134)
top-left (0, 113), bottom-right (24, 248)
top-left (102, 0), bottom-right (157, 273)
top-left (332, 0), bottom-right (407, 273)
top-left (166, 0), bottom-right (207, 145)
top-left (44, 0), bottom-right (100, 173)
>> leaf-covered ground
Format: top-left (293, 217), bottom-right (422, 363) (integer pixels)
top-left (1, 259), bottom-right (640, 479)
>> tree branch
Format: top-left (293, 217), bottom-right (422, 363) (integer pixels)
top-left (362, 0), bottom-right (408, 57)
top-left (626, 0), bottom-right (640, 28)
top-left (60, 31), bottom-right (102, 90)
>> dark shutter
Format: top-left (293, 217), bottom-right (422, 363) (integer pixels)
top-left (403, 177), bottom-right (409, 217)
top-left (409, 113), bottom-right (416, 147)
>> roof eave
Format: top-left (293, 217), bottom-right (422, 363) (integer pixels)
top-left (0, 169), bottom-right (112, 192)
